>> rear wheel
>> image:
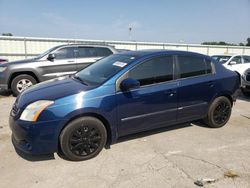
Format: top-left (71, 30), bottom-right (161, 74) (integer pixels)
top-left (204, 96), bottom-right (232, 128)
top-left (60, 117), bottom-right (107, 161)
top-left (11, 74), bottom-right (37, 96)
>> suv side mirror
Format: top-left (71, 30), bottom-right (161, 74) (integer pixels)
top-left (120, 78), bottom-right (140, 91)
top-left (229, 61), bottom-right (237, 65)
top-left (47, 53), bottom-right (55, 61)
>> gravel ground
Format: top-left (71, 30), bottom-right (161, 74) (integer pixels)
top-left (0, 94), bottom-right (250, 188)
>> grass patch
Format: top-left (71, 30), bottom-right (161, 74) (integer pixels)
top-left (224, 170), bottom-right (239, 178)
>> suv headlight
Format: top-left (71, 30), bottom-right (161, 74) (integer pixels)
top-left (20, 100), bottom-right (54, 122)
top-left (0, 67), bottom-right (7, 72)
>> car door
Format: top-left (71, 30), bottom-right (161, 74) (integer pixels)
top-left (116, 56), bottom-right (178, 136)
top-left (176, 55), bottom-right (215, 122)
top-left (40, 46), bottom-right (78, 80)
top-left (76, 47), bottom-right (113, 71)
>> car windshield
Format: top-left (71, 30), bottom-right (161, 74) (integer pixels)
top-left (212, 55), bottom-right (231, 64)
top-left (74, 54), bottom-right (136, 86)
top-left (34, 46), bottom-right (59, 59)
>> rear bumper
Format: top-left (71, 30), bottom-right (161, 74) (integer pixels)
top-left (0, 84), bottom-right (8, 91)
top-left (9, 115), bottom-right (67, 154)
top-left (0, 71), bottom-right (9, 91)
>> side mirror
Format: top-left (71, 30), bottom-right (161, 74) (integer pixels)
top-left (120, 78), bottom-right (140, 91)
top-left (47, 53), bottom-right (55, 61)
top-left (229, 61), bottom-right (237, 65)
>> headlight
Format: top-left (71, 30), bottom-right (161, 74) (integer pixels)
top-left (20, 100), bottom-right (54, 122)
top-left (0, 67), bottom-right (7, 72)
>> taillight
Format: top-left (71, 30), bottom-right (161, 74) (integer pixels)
top-left (0, 59), bottom-right (7, 64)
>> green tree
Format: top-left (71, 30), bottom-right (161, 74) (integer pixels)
top-left (202, 41), bottom-right (236, 46)
top-left (246, 38), bottom-right (250, 46)
top-left (2, 33), bottom-right (13, 36)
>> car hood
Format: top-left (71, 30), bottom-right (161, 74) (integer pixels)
top-left (16, 76), bottom-right (93, 108)
top-left (6, 58), bottom-right (38, 65)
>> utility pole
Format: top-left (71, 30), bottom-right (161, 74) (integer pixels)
top-left (129, 27), bottom-right (132, 41)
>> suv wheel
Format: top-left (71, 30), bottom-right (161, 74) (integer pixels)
top-left (60, 117), bottom-right (107, 161)
top-left (204, 96), bottom-right (232, 128)
top-left (11, 74), bottom-right (37, 96)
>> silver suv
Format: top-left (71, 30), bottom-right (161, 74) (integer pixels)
top-left (0, 44), bottom-right (117, 96)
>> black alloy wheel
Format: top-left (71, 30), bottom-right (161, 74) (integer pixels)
top-left (60, 117), bottom-right (107, 161)
top-left (204, 96), bottom-right (232, 128)
top-left (212, 101), bottom-right (231, 125)
top-left (69, 125), bottom-right (102, 156)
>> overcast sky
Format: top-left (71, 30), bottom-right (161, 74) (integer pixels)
top-left (0, 0), bottom-right (250, 44)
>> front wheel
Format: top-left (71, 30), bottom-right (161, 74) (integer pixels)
top-left (204, 96), bottom-right (232, 128)
top-left (60, 117), bottom-right (107, 161)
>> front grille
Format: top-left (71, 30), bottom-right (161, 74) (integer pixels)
top-left (11, 103), bottom-right (19, 117)
top-left (246, 74), bottom-right (250, 82)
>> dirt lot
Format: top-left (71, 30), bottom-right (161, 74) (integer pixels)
top-left (0, 94), bottom-right (250, 188)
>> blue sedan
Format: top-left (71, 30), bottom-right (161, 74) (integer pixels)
top-left (9, 50), bottom-right (240, 161)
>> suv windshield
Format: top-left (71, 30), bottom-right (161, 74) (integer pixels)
top-left (212, 55), bottom-right (231, 64)
top-left (74, 54), bottom-right (136, 86)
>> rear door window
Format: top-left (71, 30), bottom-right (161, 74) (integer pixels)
top-left (95, 47), bottom-right (113, 56)
top-left (77, 47), bottom-right (97, 58)
top-left (177, 55), bottom-right (212, 78)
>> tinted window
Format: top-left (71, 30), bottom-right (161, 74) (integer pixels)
top-left (230, 56), bottom-right (242, 64)
top-left (77, 47), bottom-right (97, 58)
top-left (96, 47), bottom-right (113, 56)
top-left (212, 55), bottom-right (231, 64)
top-left (178, 56), bottom-right (211, 78)
top-left (128, 56), bottom-right (173, 86)
top-left (54, 47), bottom-right (75, 60)
top-left (243, 56), bottom-right (250, 63)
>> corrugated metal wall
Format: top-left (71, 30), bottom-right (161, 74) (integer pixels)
top-left (1, 36), bottom-right (250, 61)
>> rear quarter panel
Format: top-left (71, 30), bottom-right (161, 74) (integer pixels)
top-left (212, 60), bottom-right (240, 102)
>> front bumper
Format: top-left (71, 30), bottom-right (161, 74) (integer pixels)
top-left (9, 115), bottom-right (67, 154)
top-left (241, 78), bottom-right (250, 92)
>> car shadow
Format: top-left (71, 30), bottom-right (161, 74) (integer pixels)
top-left (116, 122), bottom-right (193, 144)
top-left (0, 90), bottom-right (12, 97)
top-left (237, 94), bottom-right (250, 102)
top-left (14, 146), bottom-right (55, 162)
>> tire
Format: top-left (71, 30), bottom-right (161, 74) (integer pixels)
top-left (241, 88), bottom-right (250, 97)
top-left (11, 74), bottom-right (37, 96)
top-left (60, 117), bottom-right (107, 161)
top-left (204, 96), bottom-right (232, 128)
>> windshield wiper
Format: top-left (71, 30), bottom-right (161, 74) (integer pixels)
top-left (73, 75), bottom-right (88, 86)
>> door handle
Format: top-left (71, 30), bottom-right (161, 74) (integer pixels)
top-left (207, 81), bottom-right (214, 87)
top-left (67, 60), bottom-right (75, 63)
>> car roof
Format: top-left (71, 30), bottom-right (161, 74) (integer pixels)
top-left (55, 44), bottom-right (115, 49)
top-left (118, 49), bottom-right (209, 58)
top-left (212, 54), bottom-right (244, 57)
